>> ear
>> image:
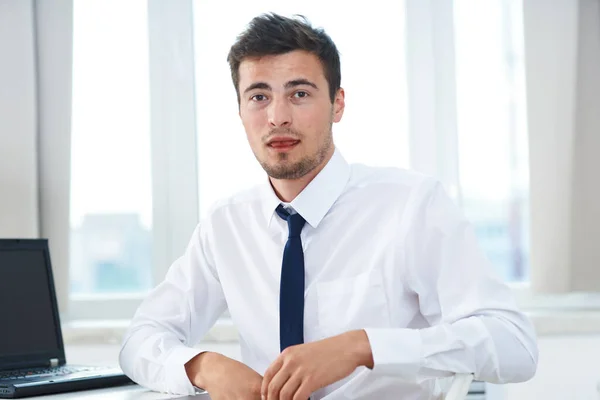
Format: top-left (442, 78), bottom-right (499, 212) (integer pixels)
top-left (332, 88), bottom-right (345, 123)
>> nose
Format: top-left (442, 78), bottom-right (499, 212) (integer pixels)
top-left (268, 97), bottom-right (292, 127)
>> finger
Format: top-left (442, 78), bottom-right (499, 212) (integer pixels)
top-left (262, 357), bottom-right (283, 399)
top-left (292, 381), bottom-right (313, 400)
top-left (267, 367), bottom-right (292, 400)
top-left (278, 374), bottom-right (302, 400)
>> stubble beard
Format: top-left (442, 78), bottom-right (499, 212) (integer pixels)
top-left (259, 129), bottom-right (334, 180)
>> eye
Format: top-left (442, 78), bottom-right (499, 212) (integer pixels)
top-left (251, 94), bottom-right (267, 102)
top-left (293, 91), bottom-right (309, 98)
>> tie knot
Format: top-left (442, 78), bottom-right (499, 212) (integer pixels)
top-left (275, 205), bottom-right (306, 238)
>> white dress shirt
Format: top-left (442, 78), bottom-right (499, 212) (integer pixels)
top-left (119, 148), bottom-right (538, 399)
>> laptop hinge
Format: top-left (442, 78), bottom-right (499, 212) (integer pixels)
top-left (49, 358), bottom-right (59, 368)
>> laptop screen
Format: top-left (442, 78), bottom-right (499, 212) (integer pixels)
top-left (0, 248), bottom-right (61, 357)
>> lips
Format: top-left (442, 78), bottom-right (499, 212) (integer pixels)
top-left (268, 140), bottom-right (300, 148)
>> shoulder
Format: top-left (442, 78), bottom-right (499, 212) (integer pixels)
top-left (345, 163), bottom-right (460, 233)
top-left (203, 182), bottom-right (268, 221)
top-left (346, 162), bottom-right (439, 200)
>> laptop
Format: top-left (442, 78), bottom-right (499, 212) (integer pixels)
top-left (0, 239), bottom-right (133, 398)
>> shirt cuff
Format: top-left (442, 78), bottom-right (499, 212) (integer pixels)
top-left (164, 345), bottom-right (205, 395)
top-left (363, 328), bottom-right (423, 379)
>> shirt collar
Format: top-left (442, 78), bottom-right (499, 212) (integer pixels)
top-left (262, 147), bottom-right (350, 229)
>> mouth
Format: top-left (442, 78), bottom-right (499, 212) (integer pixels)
top-left (267, 139), bottom-right (300, 152)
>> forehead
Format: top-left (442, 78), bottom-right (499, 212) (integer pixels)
top-left (238, 50), bottom-right (326, 88)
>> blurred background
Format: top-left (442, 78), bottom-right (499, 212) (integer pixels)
top-left (1, 0), bottom-right (599, 399)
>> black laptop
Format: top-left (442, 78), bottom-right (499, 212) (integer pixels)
top-left (0, 239), bottom-right (133, 398)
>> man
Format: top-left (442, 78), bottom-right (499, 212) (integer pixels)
top-left (120, 13), bottom-right (538, 400)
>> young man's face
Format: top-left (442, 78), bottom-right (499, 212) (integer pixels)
top-left (238, 50), bottom-right (345, 180)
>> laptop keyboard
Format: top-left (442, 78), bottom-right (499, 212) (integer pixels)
top-left (0, 366), bottom-right (104, 380)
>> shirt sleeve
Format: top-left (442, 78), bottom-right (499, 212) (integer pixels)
top-left (119, 223), bottom-right (227, 395)
top-left (364, 179), bottom-right (538, 384)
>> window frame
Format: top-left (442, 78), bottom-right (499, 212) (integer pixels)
top-left (62, 0), bottom-right (589, 324)
top-left (66, 0), bottom-right (199, 321)
top-left (405, 0), bottom-right (462, 204)
top-left (405, 0), bottom-right (540, 308)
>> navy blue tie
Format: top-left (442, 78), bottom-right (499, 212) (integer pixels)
top-left (276, 204), bottom-right (307, 352)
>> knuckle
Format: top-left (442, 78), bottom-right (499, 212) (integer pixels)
top-left (284, 349), bottom-right (301, 365)
top-left (286, 355), bottom-right (297, 367)
top-left (294, 366), bottom-right (305, 378)
top-left (282, 347), bottom-right (293, 358)
top-left (303, 373), bottom-right (313, 385)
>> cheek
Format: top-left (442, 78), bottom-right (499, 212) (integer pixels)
top-left (241, 112), bottom-right (266, 143)
top-left (298, 110), bottom-right (329, 139)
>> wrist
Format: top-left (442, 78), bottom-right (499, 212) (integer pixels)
top-left (185, 351), bottom-right (221, 390)
top-left (347, 329), bottom-right (374, 369)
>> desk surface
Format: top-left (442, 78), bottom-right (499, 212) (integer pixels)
top-left (26, 383), bottom-right (486, 400)
top-left (27, 385), bottom-right (210, 399)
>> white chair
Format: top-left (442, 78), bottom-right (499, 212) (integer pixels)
top-left (444, 373), bottom-right (475, 400)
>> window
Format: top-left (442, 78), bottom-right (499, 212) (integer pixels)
top-left (193, 0), bottom-right (409, 218)
top-left (70, 0), bottom-right (153, 296)
top-left (65, 0), bottom-right (529, 324)
top-left (454, 0), bottom-right (529, 281)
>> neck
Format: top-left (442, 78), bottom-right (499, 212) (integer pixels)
top-left (269, 147), bottom-right (334, 203)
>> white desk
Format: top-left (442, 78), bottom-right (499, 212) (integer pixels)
top-left (27, 385), bottom-right (210, 399)
top-left (23, 378), bottom-right (486, 399)
top-left (26, 383), bottom-right (486, 399)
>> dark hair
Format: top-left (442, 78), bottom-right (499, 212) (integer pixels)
top-left (227, 13), bottom-right (341, 104)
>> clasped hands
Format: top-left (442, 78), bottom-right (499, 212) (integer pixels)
top-left (186, 329), bottom-right (374, 400)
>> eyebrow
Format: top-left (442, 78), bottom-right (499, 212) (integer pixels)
top-left (243, 82), bottom-right (271, 95)
top-left (242, 79), bottom-right (319, 95)
top-left (285, 79), bottom-right (319, 90)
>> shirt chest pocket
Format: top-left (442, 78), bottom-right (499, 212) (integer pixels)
top-left (315, 269), bottom-right (391, 338)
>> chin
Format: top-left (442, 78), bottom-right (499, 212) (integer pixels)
top-left (267, 150), bottom-right (299, 162)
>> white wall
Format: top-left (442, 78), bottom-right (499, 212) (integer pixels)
top-left (570, 0), bottom-right (600, 291)
top-left (0, 0), bottom-right (39, 238)
top-left (524, 0), bottom-right (578, 294)
top-left (525, 0), bottom-right (600, 293)
top-left (34, 0), bottom-right (74, 319)
top-left (0, 0), bottom-right (72, 314)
